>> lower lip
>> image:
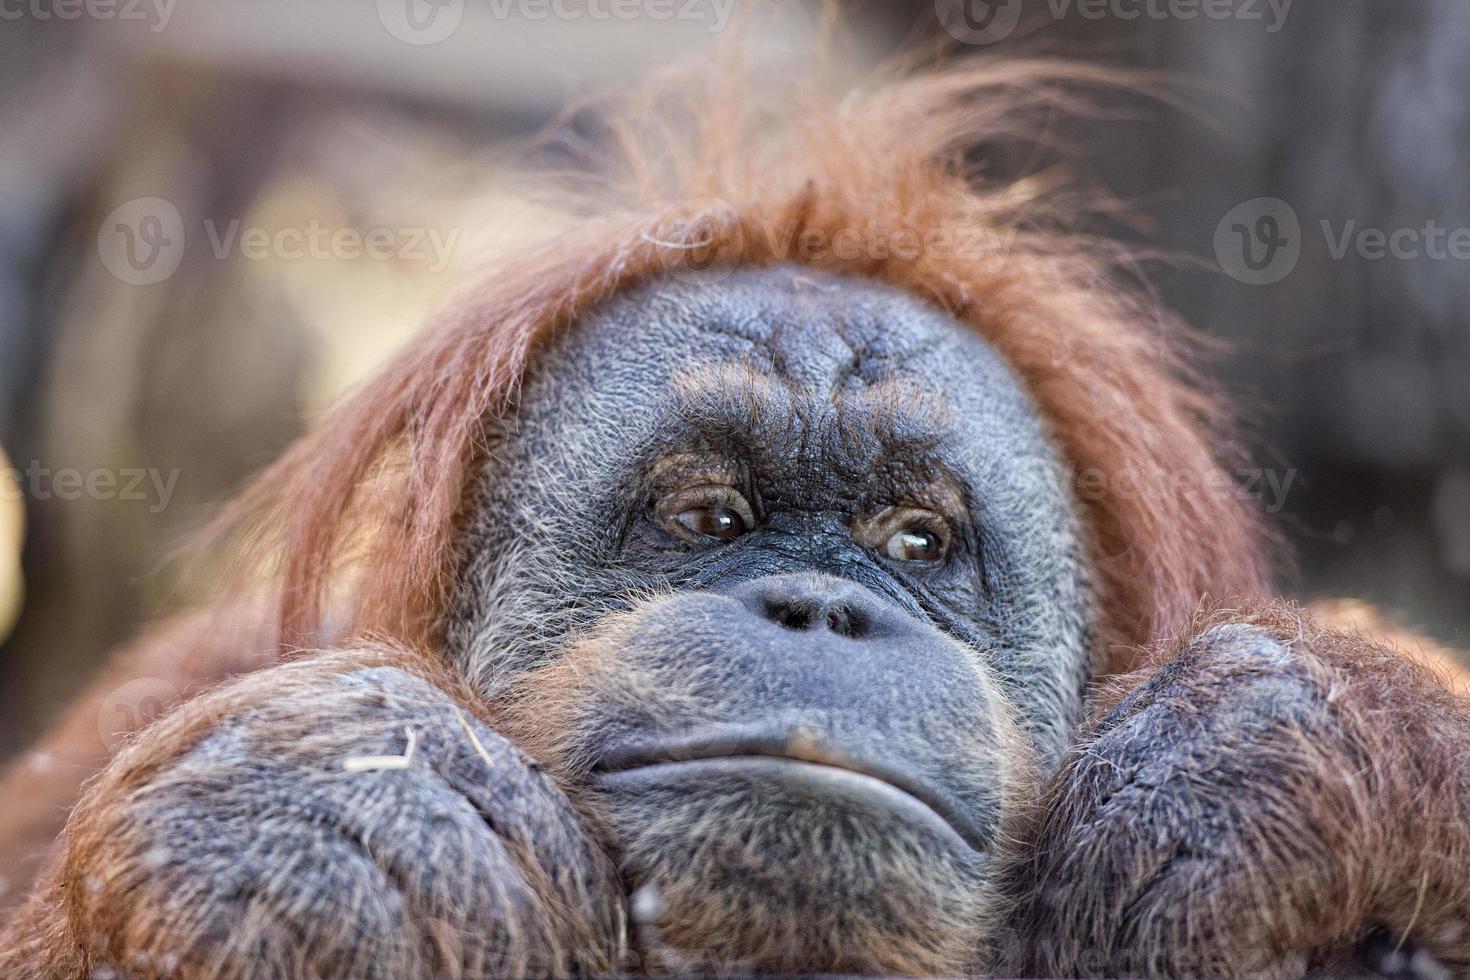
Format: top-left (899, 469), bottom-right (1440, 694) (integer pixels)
top-left (594, 756), bottom-right (979, 853)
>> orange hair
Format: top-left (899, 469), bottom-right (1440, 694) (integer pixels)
top-left (211, 46), bottom-right (1272, 673)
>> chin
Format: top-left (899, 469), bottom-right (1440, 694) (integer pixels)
top-left (589, 759), bottom-right (993, 976)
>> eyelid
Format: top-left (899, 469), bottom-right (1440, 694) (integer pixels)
top-left (656, 484), bottom-right (758, 538)
top-left (852, 506), bottom-right (953, 561)
top-left (648, 453), bottom-right (748, 490)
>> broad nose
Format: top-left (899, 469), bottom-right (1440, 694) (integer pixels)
top-left (728, 574), bottom-right (903, 641)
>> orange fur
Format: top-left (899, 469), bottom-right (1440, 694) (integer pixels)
top-left (9, 33), bottom-right (1467, 975)
top-left (204, 54), bottom-right (1271, 674)
top-left (1309, 598), bottom-right (1470, 693)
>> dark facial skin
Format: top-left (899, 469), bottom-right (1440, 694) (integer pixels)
top-left (448, 265), bottom-right (1093, 972)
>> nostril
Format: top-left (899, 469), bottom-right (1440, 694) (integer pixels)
top-left (761, 597), bottom-right (870, 638)
top-left (732, 577), bottom-right (899, 640)
top-left (766, 599), bottom-right (815, 631)
top-left (825, 605), bottom-right (868, 640)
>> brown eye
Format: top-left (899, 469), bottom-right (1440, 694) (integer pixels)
top-left (884, 527), bottom-right (944, 563)
top-left (853, 507), bottom-right (953, 566)
top-left (675, 505), bottom-right (747, 542)
top-left (658, 485), bottom-right (757, 544)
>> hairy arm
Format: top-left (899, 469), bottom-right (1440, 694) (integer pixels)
top-left (1002, 603), bottom-right (1470, 977)
top-left (0, 650), bottom-right (627, 979)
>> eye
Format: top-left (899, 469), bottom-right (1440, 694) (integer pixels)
top-left (675, 504), bottom-right (747, 542)
top-left (884, 527), bottom-right (944, 563)
top-left (657, 485), bottom-right (756, 544)
top-left (854, 506), bottom-right (952, 566)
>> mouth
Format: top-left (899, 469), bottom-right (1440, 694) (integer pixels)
top-left (594, 729), bottom-right (988, 852)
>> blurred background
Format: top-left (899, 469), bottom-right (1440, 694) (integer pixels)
top-left (1, 0), bottom-right (1467, 762)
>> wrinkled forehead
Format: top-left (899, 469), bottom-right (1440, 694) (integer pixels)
top-left (516, 265), bottom-right (1051, 467)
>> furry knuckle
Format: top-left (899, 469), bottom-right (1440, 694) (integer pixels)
top-left (1186, 623), bottom-right (1303, 676)
top-left (1112, 625), bottom-right (1331, 733)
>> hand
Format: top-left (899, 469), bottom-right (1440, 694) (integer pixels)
top-left (1000, 605), bottom-right (1470, 977)
top-left (3, 652), bottom-right (628, 979)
